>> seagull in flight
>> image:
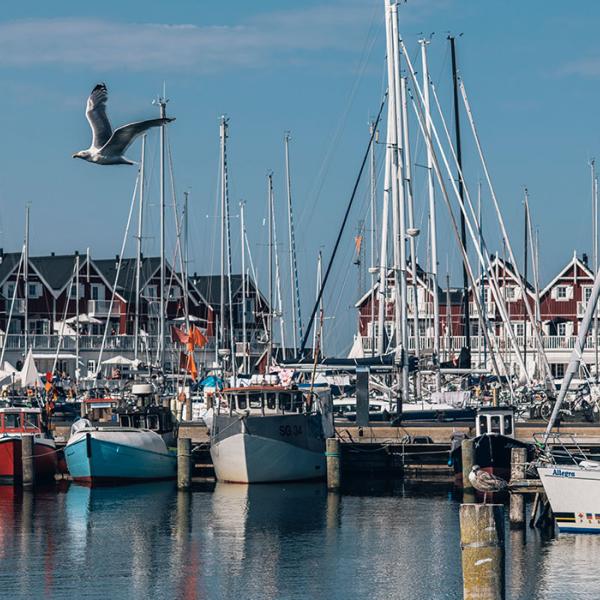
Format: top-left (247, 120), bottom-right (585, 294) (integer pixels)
top-left (73, 83), bottom-right (174, 165)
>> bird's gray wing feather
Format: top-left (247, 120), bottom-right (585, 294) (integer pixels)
top-left (86, 83), bottom-right (112, 150)
top-left (101, 118), bottom-right (174, 156)
top-left (478, 471), bottom-right (507, 488)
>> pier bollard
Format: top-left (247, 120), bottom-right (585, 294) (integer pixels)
top-left (461, 438), bottom-right (475, 495)
top-left (326, 437), bottom-right (341, 492)
top-left (509, 448), bottom-right (527, 528)
top-left (21, 435), bottom-right (35, 489)
top-left (460, 503), bottom-right (505, 600)
top-left (177, 437), bottom-right (192, 491)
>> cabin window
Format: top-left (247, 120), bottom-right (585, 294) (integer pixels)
top-left (291, 394), bottom-right (304, 413)
top-left (120, 415), bottom-right (131, 427)
top-left (503, 415), bottom-right (513, 435)
top-left (266, 393), bottom-right (277, 410)
top-left (249, 395), bottom-right (262, 410)
top-left (478, 415), bottom-right (487, 434)
top-left (490, 416), bottom-right (501, 433)
top-left (4, 414), bottom-right (20, 429)
top-left (132, 415), bottom-right (142, 428)
top-left (236, 395), bottom-right (247, 410)
top-left (23, 414), bottom-right (38, 430)
top-left (279, 393), bottom-right (292, 412)
top-left (146, 415), bottom-right (159, 430)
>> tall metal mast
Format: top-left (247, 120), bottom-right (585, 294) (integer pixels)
top-left (420, 39), bottom-right (441, 387)
top-left (156, 94), bottom-right (168, 370)
top-left (240, 201), bottom-right (248, 374)
top-left (267, 173), bottom-right (274, 369)
top-left (219, 117), bottom-right (228, 365)
top-left (369, 120), bottom-right (378, 356)
top-left (271, 187), bottom-right (286, 358)
top-left (449, 35), bottom-right (471, 360)
top-left (523, 188), bottom-right (529, 378)
top-left (75, 252), bottom-right (80, 383)
top-left (134, 135), bottom-right (146, 361)
top-left (592, 159), bottom-right (598, 381)
top-left (284, 133), bottom-right (302, 353)
top-left (24, 204), bottom-right (29, 352)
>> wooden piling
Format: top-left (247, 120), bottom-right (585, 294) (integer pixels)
top-left (460, 503), bottom-right (505, 600)
top-left (509, 447), bottom-right (527, 528)
top-left (177, 437), bottom-right (192, 490)
top-left (461, 438), bottom-right (475, 493)
top-left (326, 437), bottom-right (341, 491)
top-left (21, 434), bottom-right (35, 489)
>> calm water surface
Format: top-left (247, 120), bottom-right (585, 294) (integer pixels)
top-left (0, 479), bottom-right (597, 599)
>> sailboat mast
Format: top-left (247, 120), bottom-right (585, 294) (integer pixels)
top-left (449, 35), bottom-right (471, 361)
top-left (75, 252), bottom-right (80, 384)
top-left (24, 204), bottom-right (29, 352)
top-left (420, 39), bottom-right (441, 386)
top-left (369, 120), bottom-right (378, 356)
top-left (134, 135), bottom-right (146, 361)
top-left (285, 133), bottom-right (302, 352)
top-left (523, 188), bottom-right (529, 378)
top-left (157, 95), bottom-right (168, 371)
top-left (592, 159), bottom-right (598, 382)
top-left (271, 187), bottom-right (286, 358)
top-left (240, 201), bottom-right (248, 374)
top-left (219, 117), bottom-right (228, 365)
top-left (183, 190), bottom-right (190, 330)
top-left (267, 173), bottom-right (274, 369)
top-left (313, 251), bottom-right (323, 356)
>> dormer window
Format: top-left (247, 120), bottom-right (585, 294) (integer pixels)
top-left (556, 286), bottom-right (568, 299)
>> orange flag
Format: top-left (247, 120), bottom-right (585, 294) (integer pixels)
top-left (171, 325), bottom-right (189, 345)
top-left (189, 325), bottom-right (208, 348)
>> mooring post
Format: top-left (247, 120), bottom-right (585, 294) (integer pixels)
top-left (326, 437), bottom-right (341, 492)
top-left (21, 434), bottom-right (35, 489)
top-left (461, 438), bottom-right (475, 494)
top-left (460, 503), bottom-right (505, 600)
top-left (177, 437), bottom-right (191, 490)
top-left (509, 447), bottom-right (527, 528)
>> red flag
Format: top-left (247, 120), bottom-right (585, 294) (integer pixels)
top-left (171, 325), bottom-right (189, 345)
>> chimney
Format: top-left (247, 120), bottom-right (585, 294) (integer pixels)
top-left (51, 252), bottom-right (55, 257)
top-left (0, 248), bottom-right (3, 264)
top-left (74, 250), bottom-right (79, 257)
top-left (115, 254), bottom-right (119, 268)
top-left (583, 253), bottom-right (589, 267)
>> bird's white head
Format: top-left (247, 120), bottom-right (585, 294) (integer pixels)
top-left (471, 465), bottom-right (480, 472)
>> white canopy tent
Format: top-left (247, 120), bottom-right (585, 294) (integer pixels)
top-left (20, 349), bottom-right (41, 387)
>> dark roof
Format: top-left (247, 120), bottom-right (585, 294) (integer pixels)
top-left (189, 274), bottom-right (266, 309)
top-left (93, 257), bottom-right (161, 301)
top-left (30, 255), bottom-right (79, 291)
top-left (0, 253), bottom-right (22, 286)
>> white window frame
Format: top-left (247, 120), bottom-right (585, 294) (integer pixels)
top-left (91, 283), bottom-right (105, 301)
top-left (557, 322), bottom-right (567, 337)
top-left (28, 282), bottom-right (42, 299)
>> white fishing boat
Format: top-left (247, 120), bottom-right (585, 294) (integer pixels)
top-left (64, 419), bottom-right (176, 485)
top-left (538, 460), bottom-right (600, 533)
top-left (210, 386), bottom-right (334, 483)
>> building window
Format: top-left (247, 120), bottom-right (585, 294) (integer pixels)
top-left (145, 285), bottom-right (158, 299)
top-left (551, 363), bottom-right (566, 378)
top-left (28, 319), bottom-right (50, 335)
top-left (505, 286), bottom-right (516, 301)
top-left (584, 287), bottom-right (593, 303)
top-left (91, 284), bottom-right (105, 301)
top-left (28, 283), bottom-right (41, 299)
top-left (4, 283), bottom-right (15, 299)
top-left (556, 322), bottom-right (567, 337)
top-left (169, 287), bottom-right (181, 300)
top-left (70, 283), bottom-right (84, 299)
top-left (513, 322), bottom-right (525, 337)
top-left (556, 286), bottom-right (568, 300)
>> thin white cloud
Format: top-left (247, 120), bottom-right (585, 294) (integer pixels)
top-left (558, 57), bottom-right (600, 79)
top-left (0, 3), bottom-right (380, 72)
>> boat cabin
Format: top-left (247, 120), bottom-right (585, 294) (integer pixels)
top-left (0, 407), bottom-right (42, 435)
top-left (116, 405), bottom-right (174, 434)
top-left (216, 387), bottom-right (311, 416)
top-left (82, 388), bottom-right (118, 423)
top-left (475, 406), bottom-right (515, 438)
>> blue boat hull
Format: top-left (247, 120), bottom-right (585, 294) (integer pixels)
top-left (65, 434), bottom-right (177, 485)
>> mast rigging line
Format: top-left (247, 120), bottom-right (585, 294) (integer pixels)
top-left (298, 92), bottom-right (387, 358)
top-left (458, 77), bottom-right (556, 390)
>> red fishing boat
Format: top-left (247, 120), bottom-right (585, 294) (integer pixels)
top-left (0, 407), bottom-right (57, 482)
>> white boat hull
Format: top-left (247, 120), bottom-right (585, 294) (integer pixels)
top-left (538, 465), bottom-right (600, 532)
top-left (211, 432), bottom-right (325, 484)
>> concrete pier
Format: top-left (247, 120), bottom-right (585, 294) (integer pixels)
top-left (21, 435), bottom-right (35, 489)
top-left (326, 437), bottom-right (341, 491)
top-left (509, 448), bottom-right (527, 528)
top-left (460, 503), bottom-right (505, 600)
top-left (177, 437), bottom-right (192, 490)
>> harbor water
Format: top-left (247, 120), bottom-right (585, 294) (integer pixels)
top-left (0, 480), bottom-right (598, 600)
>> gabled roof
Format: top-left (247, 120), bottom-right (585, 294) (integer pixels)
top-left (93, 257), bottom-right (161, 301)
top-left (540, 253), bottom-right (593, 298)
top-left (188, 274), bottom-right (266, 310)
top-left (29, 255), bottom-right (82, 296)
top-left (470, 255), bottom-right (535, 296)
top-left (0, 253), bottom-right (23, 287)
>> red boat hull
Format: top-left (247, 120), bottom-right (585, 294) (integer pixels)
top-left (0, 438), bottom-right (57, 482)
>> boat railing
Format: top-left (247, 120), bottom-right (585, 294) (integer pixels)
top-left (533, 432), bottom-right (595, 465)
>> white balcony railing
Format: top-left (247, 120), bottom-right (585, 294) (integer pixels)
top-left (87, 300), bottom-right (120, 317)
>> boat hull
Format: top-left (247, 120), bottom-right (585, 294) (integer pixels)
top-left (65, 432), bottom-right (177, 485)
top-left (0, 436), bottom-right (57, 482)
top-left (538, 465), bottom-right (600, 533)
top-left (210, 413), bottom-right (326, 483)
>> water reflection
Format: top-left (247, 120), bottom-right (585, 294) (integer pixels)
top-left (0, 481), bottom-right (599, 599)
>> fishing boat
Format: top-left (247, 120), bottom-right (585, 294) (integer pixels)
top-left (0, 407), bottom-right (57, 482)
top-left (64, 419), bottom-right (176, 485)
top-left (449, 406), bottom-right (531, 484)
top-left (210, 386), bottom-right (334, 483)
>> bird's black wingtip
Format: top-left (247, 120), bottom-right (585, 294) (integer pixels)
top-left (92, 82), bottom-right (108, 93)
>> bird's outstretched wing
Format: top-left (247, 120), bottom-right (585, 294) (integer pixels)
top-left (101, 118), bottom-right (175, 155)
top-left (86, 83), bottom-right (112, 150)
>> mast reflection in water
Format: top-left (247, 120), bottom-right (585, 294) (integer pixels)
top-left (0, 481), bottom-right (598, 599)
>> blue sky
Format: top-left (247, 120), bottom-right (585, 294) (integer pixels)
top-left (0, 1), bottom-right (599, 353)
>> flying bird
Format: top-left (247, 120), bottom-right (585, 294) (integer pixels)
top-left (468, 465), bottom-right (508, 503)
top-left (73, 83), bottom-right (174, 165)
